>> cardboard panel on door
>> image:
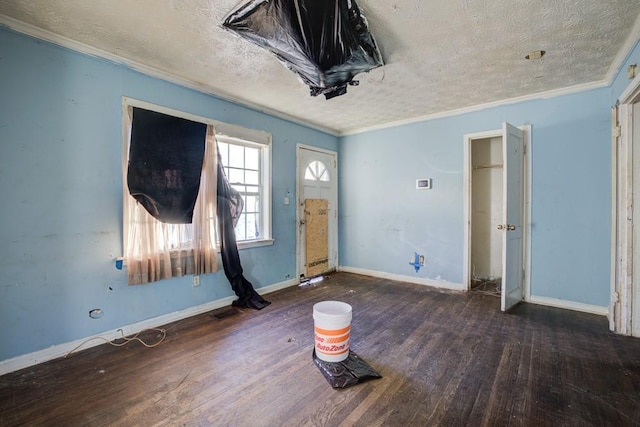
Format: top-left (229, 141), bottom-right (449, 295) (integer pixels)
top-left (305, 199), bottom-right (329, 278)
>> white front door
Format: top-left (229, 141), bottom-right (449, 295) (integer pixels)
top-left (501, 122), bottom-right (525, 311)
top-left (297, 145), bottom-right (338, 279)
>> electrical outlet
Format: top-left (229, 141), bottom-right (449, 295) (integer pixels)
top-left (193, 275), bottom-right (200, 287)
top-left (89, 308), bottom-right (104, 319)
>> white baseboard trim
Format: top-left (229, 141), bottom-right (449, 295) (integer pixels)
top-left (338, 266), bottom-right (465, 292)
top-left (258, 278), bottom-right (300, 295)
top-left (338, 267), bottom-right (610, 317)
top-left (527, 295), bottom-right (609, 316)
top-left (0, 278), bottom-right (298, 377)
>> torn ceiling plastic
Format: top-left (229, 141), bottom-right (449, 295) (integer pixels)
top-left (223, 0), bottom-right (384, 100)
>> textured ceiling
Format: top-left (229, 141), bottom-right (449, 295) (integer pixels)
top-left (1, 0), bottom-right (639, 135)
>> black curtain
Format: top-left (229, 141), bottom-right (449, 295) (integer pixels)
top-left (216, 148), bottom-right (271, 310)
top-left (127, 107), bottom-right (206, 224)
top-left (127, 106), bottom-right (270, 309)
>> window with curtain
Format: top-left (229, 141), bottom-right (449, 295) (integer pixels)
top-left (213, 127), bottom-right (272, 248)
top-left (217, 137), bottom-right (266, 242)
top-left (122, 99), bottom-right (273, 285)
top-left (123, 105), bottom-right (218, 285)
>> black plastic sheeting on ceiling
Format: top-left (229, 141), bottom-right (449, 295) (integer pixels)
top-left (223, 0), bottom-right (383, 99)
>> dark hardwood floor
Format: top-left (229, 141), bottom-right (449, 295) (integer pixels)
top-left (1, 272), bottom-right (639, 426)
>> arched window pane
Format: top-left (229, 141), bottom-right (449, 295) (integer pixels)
top-left (305, 160), bottom-right (330, 181)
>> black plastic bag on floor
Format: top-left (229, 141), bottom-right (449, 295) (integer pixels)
top-left (313, 350), bottom-right (382, 388)
top-left (223, 0), bottom-right (383, 99)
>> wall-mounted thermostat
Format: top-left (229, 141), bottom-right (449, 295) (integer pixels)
top-left (416, 178), bottom-right (432, 190)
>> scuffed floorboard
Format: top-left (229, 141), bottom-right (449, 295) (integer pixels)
top-left (1, 272), bottom-right (639, 426)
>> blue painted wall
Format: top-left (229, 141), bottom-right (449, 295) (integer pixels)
top-left (0, 27), bottom-right (337, 362)
top-left (339, 88), bottom-right (612, 306)
top-left (610, 39), bottom-right (640, 102)
top-left (2, 23), bottom-right (637, 364)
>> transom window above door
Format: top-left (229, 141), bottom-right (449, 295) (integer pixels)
top-left (305, 160), bottom-right (330, 181)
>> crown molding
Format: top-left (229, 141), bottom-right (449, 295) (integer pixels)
top-left (0, 15), bottom-right (339, 137)
top-left (2, 12), bottom-right (638, 138)
top-left (604, 12), bottom-right (640, 85)
top-left (340, 80), bottom-right (608, 136)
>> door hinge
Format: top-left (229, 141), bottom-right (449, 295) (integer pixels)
top-left (614, 126), bottom-right (622, 138)
top-left (612, 291), bottom-right (620, 303)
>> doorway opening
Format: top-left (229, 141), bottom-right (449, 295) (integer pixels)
top-left (470, 135), bottom-right (504, 298)
top-left (611, 73), bottom-right (640, 336)
top-left (463, 123), bottom-right (530, 312)
top-left (296, 145), bottom-right (338, 281)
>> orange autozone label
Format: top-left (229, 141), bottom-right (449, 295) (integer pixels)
top-left (315, 331), bottom-right (350, 343)
top-left (314, 325), bottom-right (350, 336)
top-left (315, 325), bottom-right (350, 355)
top-left (316, 343), bottom-right (349, 355)
top-left (323, 334), bottom-right (350, 344)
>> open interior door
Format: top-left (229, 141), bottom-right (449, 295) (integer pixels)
top-left (501, 122), bottom-right (525, 311)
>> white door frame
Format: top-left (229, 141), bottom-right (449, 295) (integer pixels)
top-left (296, 144), bottom-right (338, 279)
top-left (463, 125), bottom-right (532, 301)
top-left (611, 72), bottom-right (640, 335)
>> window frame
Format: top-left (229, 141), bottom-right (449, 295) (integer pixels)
top-left (121, 97), bottom-right (274, 255)
top-left (215, 134), bottom-right (273, 248)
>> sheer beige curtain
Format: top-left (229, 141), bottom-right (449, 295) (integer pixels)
top-left (123, 109), bottom-right (219, 285)
top-left (191, 125), bottom-right (219, 276)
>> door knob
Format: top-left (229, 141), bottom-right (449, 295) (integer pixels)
top-left (497, 224), bottom-right (505, 230)
top-left (507, 224), bottom-right (516, 231)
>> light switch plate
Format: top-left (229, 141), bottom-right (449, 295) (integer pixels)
top-left (416, 178), bottom-right (432, 190)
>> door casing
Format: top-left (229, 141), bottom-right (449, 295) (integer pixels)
top-left (296, 144), bottom-right (338, 279)
top-left (463, 124), bottom-right (532, 309)
top-left (611, 72), bottom-right (640, 336)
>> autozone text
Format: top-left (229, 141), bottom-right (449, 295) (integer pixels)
top-left (315, 334), bottom-right (349, 344)
top-left (316, 343), bottom-right (348, 353)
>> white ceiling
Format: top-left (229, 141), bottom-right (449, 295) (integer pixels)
top-left (1, 0), bottom-right (639, 135)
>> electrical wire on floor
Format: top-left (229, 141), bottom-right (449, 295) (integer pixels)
top-left (471, 278), bottom-right (502, 298)
top-left (64, 327), bottom-right (167, 358)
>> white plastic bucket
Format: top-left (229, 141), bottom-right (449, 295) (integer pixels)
top-left (313, 301), bottom-right (352, 362)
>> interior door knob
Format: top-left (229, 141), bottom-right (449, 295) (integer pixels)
top-left (507, 224), bottom-right (516, 231)
top-left (497, 224), bottom-right (505, 230)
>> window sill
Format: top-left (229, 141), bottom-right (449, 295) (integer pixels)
top-left (116, 239), bottom-right (275, 269)
top-left (237, 238), bottom-right (275, 250)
